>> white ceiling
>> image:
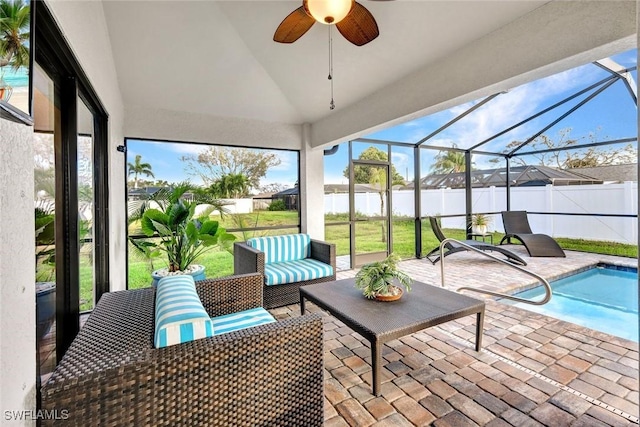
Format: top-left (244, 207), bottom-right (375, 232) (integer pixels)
top-left (103, 2), bottom-right (545, 121)
top-left (101, 1), bottom-right (635, 147)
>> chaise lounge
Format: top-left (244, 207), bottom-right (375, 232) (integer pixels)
top-left (425, 216), bottom-right (527, 265)
top-left (499, 210), bottom-right (566, 257)
top-left (40, 273), bottom-right (324, 426)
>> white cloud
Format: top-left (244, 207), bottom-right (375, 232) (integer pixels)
top-left (270, 151), bottom-right (297, 171)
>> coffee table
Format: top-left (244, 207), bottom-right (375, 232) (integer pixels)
top-left (300, 278), bottom-right (485, 396)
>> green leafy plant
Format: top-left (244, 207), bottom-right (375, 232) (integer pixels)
top-left (268, 199), bottom-right (286, 211)
top-left (471, 213), bottom-right (491, 227)
top-left (35, 202), bottom-right (56, 281)
top-left (355, 253), bottom-right (412, 299)
top-left (135, 182), bottom-right (236, 273)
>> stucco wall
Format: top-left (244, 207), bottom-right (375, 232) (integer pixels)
top-left (0, 119), bottom-right (36, 425)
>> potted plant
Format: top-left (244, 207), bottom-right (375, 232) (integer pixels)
top-left (471, 213), bottom-right (492, 235)
top-left (355, 254), bottom-right (412, 301)
top-left (133, 182), bottom-right (236, 286)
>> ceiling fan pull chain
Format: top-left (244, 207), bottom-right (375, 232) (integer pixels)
top-left (328, 25), bottom-right (335, 110)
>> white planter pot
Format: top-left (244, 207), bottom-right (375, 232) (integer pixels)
top-left (472, 225), bottom-right (488, 235)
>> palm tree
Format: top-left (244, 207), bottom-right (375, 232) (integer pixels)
top-left (431, 144), bottom-right (469, 174)
top-left (211, 173), bottom-right (249, 198)
top-left (368, 168), bottom-right (388, 243)
top-left (127, 154), bottom-right (155, 189)
top-left (0, 0), bottom-right (30, 70)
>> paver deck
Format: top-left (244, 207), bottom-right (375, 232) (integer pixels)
top-left (272, 248), bottom-right (639, 426)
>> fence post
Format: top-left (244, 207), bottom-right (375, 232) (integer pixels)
top-left (624, 181), bottom-right (637, 244)
top-left (545, 184), bottom-right (554, 236)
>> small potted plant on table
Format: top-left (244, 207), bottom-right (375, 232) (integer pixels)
top-left (355, 254), bottom-right (412, 301)
top-left (471, 213), bottom-right (492, 235)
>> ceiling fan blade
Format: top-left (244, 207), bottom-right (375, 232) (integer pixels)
top-left (336, 2), bottom-right (379, 46)
top-left (274, 6), bottom-right (316, 43)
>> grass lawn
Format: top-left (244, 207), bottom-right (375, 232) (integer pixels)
top-left (125, 211), bottom-right (638, 290)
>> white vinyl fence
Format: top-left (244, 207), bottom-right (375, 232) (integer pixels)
top-left (324, 182), bottom-right (638, 244)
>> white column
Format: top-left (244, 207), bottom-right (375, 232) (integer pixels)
top-left (0, 118), bottom-right (36, 426)
top-left (300, 123), bottom-right (325, 240)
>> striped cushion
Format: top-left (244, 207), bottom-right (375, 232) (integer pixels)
top-left (212, 307), bottom-right (276, 335)
top-left (264, 258), bottom-right (334, 286)
top-left (246, 234), bottom-right (311, 264)
top-left (154, 275), bottom-right (214, 348)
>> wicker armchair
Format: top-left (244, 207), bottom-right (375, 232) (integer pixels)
top-left (40, 273), bottom-right (324, 426)
top-left (234, 239), bottom-right (336, 309)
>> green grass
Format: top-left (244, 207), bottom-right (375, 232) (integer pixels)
top-left (124, 210), bottom-right (638, 291)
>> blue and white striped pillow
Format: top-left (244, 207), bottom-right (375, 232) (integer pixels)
top-left (246, 234), bottom-right (311, 264)
top-left (154, 275), bottom-right (214, 348)
top-left (211, 307), bottom-right (276, 335)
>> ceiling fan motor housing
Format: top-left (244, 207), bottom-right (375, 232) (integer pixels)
top-left (304, 0), bottom-right (355, 25)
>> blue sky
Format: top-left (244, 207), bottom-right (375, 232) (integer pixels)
top-left (128, 49), bottom-right (637, 189)
top-left (126, 140), bottom-right (300, 190)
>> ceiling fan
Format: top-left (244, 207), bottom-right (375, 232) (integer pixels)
top-left (273, 0), bottom-right (390, 47)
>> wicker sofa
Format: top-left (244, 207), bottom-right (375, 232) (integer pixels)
top-left (40, 273), bottom-right (324, 426)
top-left (234, 234), bottom-right (336, 309)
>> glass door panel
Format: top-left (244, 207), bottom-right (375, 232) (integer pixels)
top-left (77, 98), bottom-right (95, 311)
top-left (33, 62), bottom-right (58, 381)
top-left (351, 163), bottom-right (390, 267)
top-left (354, 221), bottom-right (388, 266)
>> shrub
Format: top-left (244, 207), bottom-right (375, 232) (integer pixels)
top-left (268, 199), bottom-right (287, 211)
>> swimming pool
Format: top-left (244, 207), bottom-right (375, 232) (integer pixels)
top-left (504, 264), bottom-right (638, 342)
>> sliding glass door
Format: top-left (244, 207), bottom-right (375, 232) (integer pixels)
top-left (34, 2), bottom-right (110, 385)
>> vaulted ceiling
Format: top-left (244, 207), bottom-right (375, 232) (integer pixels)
top-left (100, 1), bottom-right (636, 148)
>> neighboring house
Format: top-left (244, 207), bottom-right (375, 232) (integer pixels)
top-left (406, 165), bottom-right (603, 189)
top-left (567, 163), bottom-right (638, 184)
top-left (324, 184), bottom-right (384, 193)
top-left (127, 186), bottom-right (164, 201)
top-left (273, 187), bottom-right (298, 210)
top-left (252, 192), bottom-right (276, 210)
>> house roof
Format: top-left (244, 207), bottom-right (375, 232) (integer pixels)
top-left (411, 165), bottom-right (603, 189)
top-left (567, 164), bottom-right (638, 183)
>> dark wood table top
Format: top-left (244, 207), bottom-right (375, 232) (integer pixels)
top-left (300, 278), bottom-right (485, 342)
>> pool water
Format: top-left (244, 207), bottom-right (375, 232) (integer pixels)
top-left (505, 265), bottom-right (638, 342)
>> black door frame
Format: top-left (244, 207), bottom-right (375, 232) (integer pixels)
top-left (348, 145), bottom-right (393, 267)
top-left (34, 0), bottom-right (110, 361)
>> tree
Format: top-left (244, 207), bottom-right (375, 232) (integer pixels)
top-left (259, 182), bottom-right (287, 194)
top-left (0, 0), bottom-right (30, 70)
top-left (181, 147), bottom-right (281, 190)
top-left (495, 128), bottom-right (637, 169)
top-left (127, 154), bottom-right (155, 189)
top-left (342, 147), bottom-right (403, 243)
top-left (210, 173), bottom-right (250, 198)
top-left (342, 147), bottom-right (405, 185)
top-left (431, 144), bottom-right (470, 174)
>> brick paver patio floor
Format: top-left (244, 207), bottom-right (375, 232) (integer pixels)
top-left (272, 247), bottom-right (639, 426)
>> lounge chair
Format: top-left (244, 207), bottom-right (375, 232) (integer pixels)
top-left (499, 210), bottom-right (566, 257)
top-left (425, 216), bottom-right (527, 265)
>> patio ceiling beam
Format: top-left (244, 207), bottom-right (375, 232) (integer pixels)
top-left (468, 74), bottom-right (620, 152)
top-left (415, 93), bottom-right (501, 148)
top-left (507, 77), bottom-right (620, 157)
top-left (594, 59), bottom-right (637, 104)
top-left (351, 137), bottom-right (417, 148)
top-left (510, 137), bottom-right (637, 157)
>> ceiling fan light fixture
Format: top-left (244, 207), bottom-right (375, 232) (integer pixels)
top-left (304, 0), bottom-right (354, 25)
